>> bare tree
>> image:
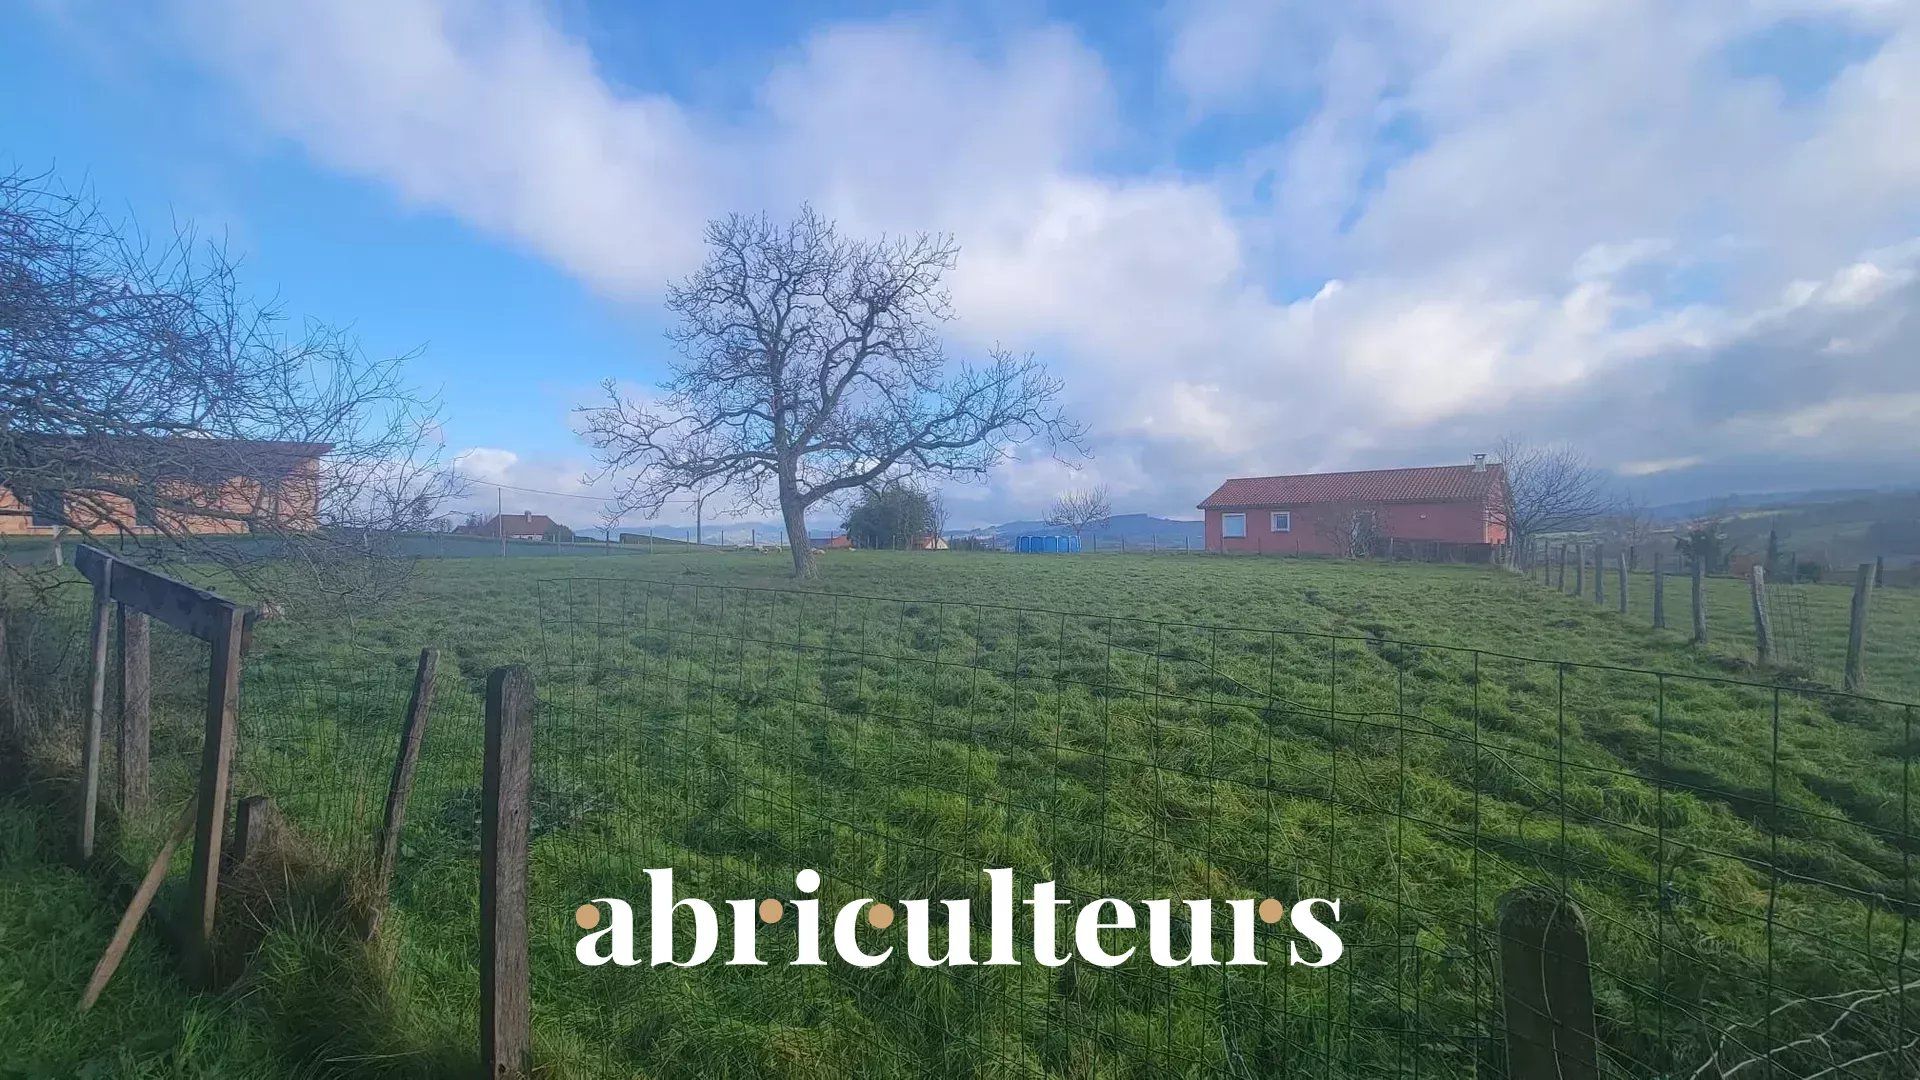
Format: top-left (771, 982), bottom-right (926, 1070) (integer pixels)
top-left (1047, 484), bottom-right (1111, 548)
top-left (1, 168), bottom-right (460, 607)
top-left (1488, 437), bottom-right (1613, 555)
top-left (925, 490), bottom-right (948, 547)
top-left (1314, 503), bottom-right (1383, 558)
top-left (580, 208), bottom-right (1083, 577)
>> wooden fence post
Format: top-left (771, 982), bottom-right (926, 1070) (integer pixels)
top-left (1874, 555), bottom-right (1884, 588)
top-left (1750, 565), bottom-right (1774, 665)
top-left (226, 794), bottom-right (279, 869)
top-left (1573, 544), bottom-right (1584, 596)
top-left (1498, 888), bottom-right (1600, 1080)
top-left (1651, 553), bottom-right (1666, 629)
top-left (1592, 544), bottom-right (1605, 605)
top-left (80, 561), bottom-right (112, 860)
top-left (1691, 555), bottom-right (1708, 644)
top-left (0, 615), bottom-right (11, 733)
top-left (369, 648), bottom-right (440, 938)
top-left (482, 666), bottom-right (533, 1078)
top-left (117, 606), bottom-right (151, 814)
top-left (1615, 552), bottom-right (1627, 615)
top-left (1845, 563), bottom-right (1873, 693)
top-left (185, 604), bottom-right (247, 985)
top-left (1556, 545), bottom-right (1567, 590)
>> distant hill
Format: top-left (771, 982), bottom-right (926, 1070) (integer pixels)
top-left (1646, 487), bottom-right (1897, 523)
top-left (954, 513), bottom-right (1205, 548)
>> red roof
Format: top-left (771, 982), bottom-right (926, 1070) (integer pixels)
top-left (1198, 464), bottom-right (1505, 509)
top-left (458, 512), bottom-right (568, 537)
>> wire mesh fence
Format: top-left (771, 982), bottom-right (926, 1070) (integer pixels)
top-left (528, 575), bottom-right (1919, 1078)
top-left (6, 568), bottom-right (1919, 1078)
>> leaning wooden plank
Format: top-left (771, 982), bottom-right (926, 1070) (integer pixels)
top-left (74, 545), bottom-right (239, 644)
top-left (77, 796), bottom-right (197, 1013)
top-left (368, 648), bottom-right (440, 940)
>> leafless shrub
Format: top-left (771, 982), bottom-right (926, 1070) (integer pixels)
top-left (0, 167), bottom-right (461, 610)
top-left (1047, 485), bottom-right (1111, 547)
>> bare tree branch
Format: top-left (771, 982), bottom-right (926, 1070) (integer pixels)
top-left (0, 167), bottom-right (460, 608)
top-left (1488, 436), bottom-right (1614, 553)
top-left (580, 207), bottom-right (1085, 576)
top-left (1046, 485), bottom-right (1111, 548)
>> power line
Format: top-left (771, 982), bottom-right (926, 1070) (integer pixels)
top-left (456, 475), bottom-right (616, 503)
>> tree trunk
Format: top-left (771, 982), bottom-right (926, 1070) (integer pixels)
top-left (780, 484), bottom-right (813, 579)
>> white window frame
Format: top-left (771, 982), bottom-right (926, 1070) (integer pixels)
top-left (1221, 513), bottom-right (1246, 539)
top-left (1269, 511), bottom-right (1291, 533)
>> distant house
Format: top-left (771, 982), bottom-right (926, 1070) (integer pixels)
top-left (1197, 458), bottom-right (1508, 555)
top-left (809, 534), bottom-right (854, 550)
top-left (0, 435), bottom-right (331, 537)
top-left (457, 511), bottom-right (573, 543)
top-left (911, 534), bottom-right (948, 550)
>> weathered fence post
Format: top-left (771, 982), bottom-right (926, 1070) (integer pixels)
top-left (1615, 552), bottom-right (1628, 615)
top-left (1874, 555), bottom-right (1884, 588)
top-left (185, 604), bottom-right (247, 985)
top-left (482, 665), bottom-right (533, 1078)
top-left (369, 648), bottom-right (440, 938)
top-left (1691, 555), bottom-right (1708, 644)
top-left (226, 794), bottom-right (279, 869)
top-left (1556, 545), bottom-right (1567, 589)
top-left (1592, 544), bottom-right (1605, 605)
top-left (116, 606), bottom-right (151, 814)
top-left (1498, 888), bottom-right (1600, 1080)
top-left (0, 614), bottom-right (13, 732)
top-left (1749, 565), bottom-right (1774, 664)
top-left (80, 561), bottom-right (113, 860)
top-left (1573, 544), bottom-right (1584, 596)
top-left (1845, 562), bottom-right (1873, 693)
top-left (1651, 553), bottom-right (1666, 629)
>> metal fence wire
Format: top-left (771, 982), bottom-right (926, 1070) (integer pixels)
top-left (523, 576), bottom-right (1920, 1079)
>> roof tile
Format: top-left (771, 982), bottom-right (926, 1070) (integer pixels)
top-left (1198, 464), bottom-right (1504, 509)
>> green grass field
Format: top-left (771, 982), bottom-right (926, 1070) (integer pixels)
top-left (5, 550), bottom-right (1918, 1077)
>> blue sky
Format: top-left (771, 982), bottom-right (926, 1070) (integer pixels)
top-left (5, 2), bottom-right (1918, 530)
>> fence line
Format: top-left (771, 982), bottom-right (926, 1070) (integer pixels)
top-left (5, 562), bottom-right (1918, 1077)
top-left (522, 575), bottom-right (1920, 1078)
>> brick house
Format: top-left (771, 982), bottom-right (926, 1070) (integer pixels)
top-left (0, 436), bottom-right (331, 537)
top-left (1198, 458), bottom-right (1508, 555)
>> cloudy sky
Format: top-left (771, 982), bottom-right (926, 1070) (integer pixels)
top-left (5, 1), bottom-right (1918, 529)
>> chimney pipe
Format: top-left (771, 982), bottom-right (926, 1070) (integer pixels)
top-left (1472, 453), bottom-right (1487, 472)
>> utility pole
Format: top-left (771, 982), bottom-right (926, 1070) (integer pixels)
top-left (497, 487), bottom-right (505, 558)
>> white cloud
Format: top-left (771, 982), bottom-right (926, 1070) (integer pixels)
top-left (101, 0), bottom-right (1920, 517)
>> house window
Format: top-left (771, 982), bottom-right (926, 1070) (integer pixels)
top-left (1221, 513), bottom-right (1246, 538)
top-left (29, 490), bottom-right (64, 528)
top-left (1270, 511), bottom-right (1291, 533)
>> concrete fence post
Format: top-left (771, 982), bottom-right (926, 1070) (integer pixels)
top-left (1498, 888), bottom-right (1600, 1080)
